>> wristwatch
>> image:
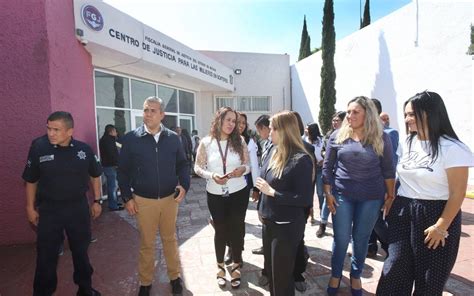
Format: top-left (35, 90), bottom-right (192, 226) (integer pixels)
top-left (93, 199), bottom-right (103, 205)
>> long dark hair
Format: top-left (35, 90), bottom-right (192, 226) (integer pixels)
top-left (210, 107), bottom-right (244, 161)
top-left (307, 123), bottom-right (322, 144)
top-left (404, 91), bottom-right (459, 163)
top-left (238, 112), bottom-right (250, 144)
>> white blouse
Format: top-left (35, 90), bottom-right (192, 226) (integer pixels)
top-left (247, 138), bottom-right (259, 185)
top-left (194, 136), bottom-right (250, 195)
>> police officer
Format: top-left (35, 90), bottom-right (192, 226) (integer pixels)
top-left (23, 111), bottom-right (103, 296)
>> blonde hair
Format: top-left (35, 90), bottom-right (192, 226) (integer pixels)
top-left (269, 111), bottom-right (313, 178)
top-left (336, 96), bottom-right (384, 156)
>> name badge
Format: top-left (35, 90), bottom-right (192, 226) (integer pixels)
top-left (222, 185), bottom-right (230, 197)
top-left (39, 154), bottom-right (54, 163)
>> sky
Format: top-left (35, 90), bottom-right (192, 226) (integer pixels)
top-left (104, 0), bottom-right (412, 64)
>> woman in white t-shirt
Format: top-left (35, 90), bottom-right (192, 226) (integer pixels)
top-left (194, 107), bottom-right (250, 289)
top-left (377, 91), bottom-right (474, 295)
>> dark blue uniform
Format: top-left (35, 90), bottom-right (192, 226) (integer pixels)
top-left (22, 135), bottom-right (102, 296)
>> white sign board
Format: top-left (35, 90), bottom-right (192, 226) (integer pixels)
top-left (74, 0), bottom-right (234, 91)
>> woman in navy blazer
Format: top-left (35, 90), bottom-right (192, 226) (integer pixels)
top-left (255, 111), bottom-right (314, 296)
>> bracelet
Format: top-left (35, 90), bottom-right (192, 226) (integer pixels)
top-left (433, 225), bottom-right (449, 238)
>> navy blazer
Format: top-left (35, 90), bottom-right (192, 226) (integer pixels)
top-left (258, 150), bottom-right (314, 223)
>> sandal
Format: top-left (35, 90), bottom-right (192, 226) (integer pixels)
top-left (230, 263), bottom-right (241, 289)
top-left (216, 263), bottom-right (226, 287)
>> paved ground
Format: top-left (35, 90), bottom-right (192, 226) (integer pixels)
top-left (1, 177), bottom-right (473, 295)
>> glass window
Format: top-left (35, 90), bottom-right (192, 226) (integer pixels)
top-left (215, 97), bottom-right (234, 110)
top-left (158, 85), bottom-right (177, 113)
top-left (216, 96), bottom-right (270, 111)
top-left (162, 115), bottom-right (177, 130)
top-left (237, 96), bottom-right (252, 111)
top-left (178, 90), bottom-right (195, 114)
top-left (253, 96), bottom-right (270, 111)
top-left (132, 79), bottom-right (155, 110)
top-left (95, 71), bottom-right (130, 108)
top-left (96, 108), bottom-right (131, 138)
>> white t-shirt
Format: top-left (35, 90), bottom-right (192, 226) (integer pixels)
top-left (311, 138), bottom-right (324, 163)
top-left (397, 136), bottom-right (474, 200)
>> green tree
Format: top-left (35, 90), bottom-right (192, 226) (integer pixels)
top-left (319, 0), bottom-right (337, 134)
top-left (302, 35), bottom-right (311, 59)
top-left (298, 16), bottom-right (311, 61)
top-left (361, 0), bottom-right (371, 29)
top-left (468, 24), bottom-right (474, 55)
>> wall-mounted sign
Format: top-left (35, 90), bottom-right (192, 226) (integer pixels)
top-left (74, 0), bottom-right (234, 91)
top-left (81, 5), bottom-right (104, 31)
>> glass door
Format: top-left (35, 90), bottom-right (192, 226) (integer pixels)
top-left (179, 115), bottom-right (193, 133)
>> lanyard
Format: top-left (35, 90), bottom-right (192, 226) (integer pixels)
top-left (216, 139), bottom-right (229, 174)
top-left (261, 141), bottom-right (273, 165)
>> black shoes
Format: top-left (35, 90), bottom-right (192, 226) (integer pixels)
top-left (316, 223), bottom-right (327, 238)
top-left (366, 249), bottom-right (377, 258)
top-left (295, 281), bottom-right (307, 292)
top-left (252, 246), bottom-right (264, 255)
top-left (138, 285), bottom-right (151, 296)
top-left (76, 288), bottom-right (101, 296)
top-left (170, 277), bottom-right (183, 295)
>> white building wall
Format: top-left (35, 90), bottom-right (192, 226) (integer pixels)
top-left (198, 51), bottom-right (291, 135)
top-left (291, 0), bottom-right (473, 184)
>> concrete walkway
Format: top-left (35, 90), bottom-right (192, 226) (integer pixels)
top-left (1, 177), bottom-right (473, 295)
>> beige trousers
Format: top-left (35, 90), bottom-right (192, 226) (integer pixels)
top-left (134, 194), bottom-right (180, 285)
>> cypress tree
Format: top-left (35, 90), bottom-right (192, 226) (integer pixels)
top-left (298, 16), bottom-right (310, 61)
top-left (468, 24), bottom-right (474, 55)
top-left (319, 0), bottom-right (336, 134)
top-left (302, 35), bottom-right (311, 60)
top-left (361, 0), bottom-right (371, 29)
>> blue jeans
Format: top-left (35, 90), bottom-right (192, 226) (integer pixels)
top-left (330, 194), bottom-right (383, 278)
top-left (316, 170), bottom-right (330, 223)
top-left (103, 166), bottom-right (118, 210)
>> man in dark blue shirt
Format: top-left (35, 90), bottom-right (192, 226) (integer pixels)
top-left (99, 124), bottom-right (122, 211)
top-left (118, 96), bottom-right (190, 296)
top-left (22, 111), bottom-right (103, 296)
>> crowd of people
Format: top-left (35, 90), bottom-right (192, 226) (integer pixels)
top-left (22, 91), bottom-right (473, 296)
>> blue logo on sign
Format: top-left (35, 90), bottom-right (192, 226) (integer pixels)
top-left (82, 5), bottom-right (104, 31)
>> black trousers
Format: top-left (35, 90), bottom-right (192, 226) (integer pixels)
top-left (34, 198), bottom-right (93, 296)
top-left (376, 196), bottom-right (461, 296)
top-left (293, 208), bottom-right (310, 281)
top-left (368, 212), bottom-right (389, 254)
top-left (263, 218), bottom-right (305, 296)
top-left (207, 187), bottom-right (250, 263)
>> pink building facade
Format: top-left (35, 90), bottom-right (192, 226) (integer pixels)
top-left (0, 0), bottom-right (95, 244)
